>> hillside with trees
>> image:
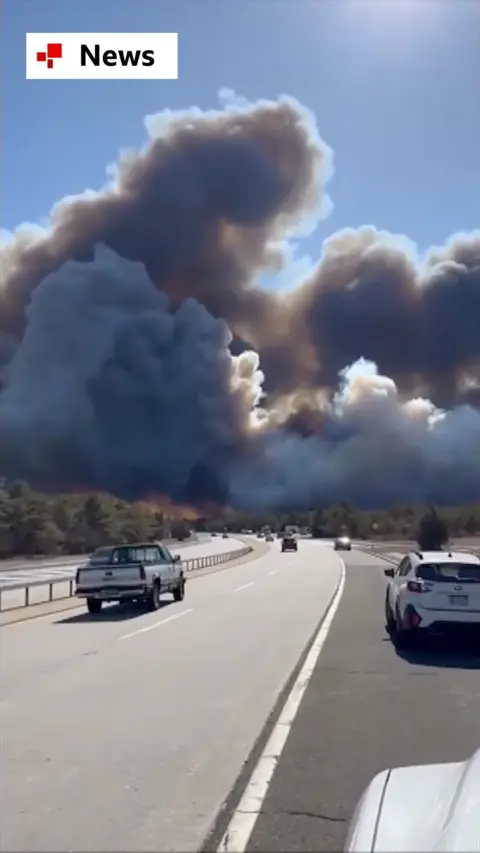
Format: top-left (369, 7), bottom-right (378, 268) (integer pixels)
top-left (0, 480), bottom-right (189, 558)
top-left (0, 479), bottom-right (479, 558)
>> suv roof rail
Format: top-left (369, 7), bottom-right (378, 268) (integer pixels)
top-left (414, 551), bottom-right (424, 559)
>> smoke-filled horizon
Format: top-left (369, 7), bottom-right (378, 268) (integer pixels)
top-left (1, 93), bottom-right (479, 509)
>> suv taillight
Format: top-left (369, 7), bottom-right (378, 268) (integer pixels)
top-left (407, 580), bottom-right (426, 593)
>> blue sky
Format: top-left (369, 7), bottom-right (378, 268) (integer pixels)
top-left (2, 0), bottom-right (479, 292)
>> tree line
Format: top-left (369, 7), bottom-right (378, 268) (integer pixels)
top-left (220, 504), bottom-right (480, 541)
top-left (0, 480), bottom-right (479, 558)
top-left (0, 480), bottom-right (186, 559)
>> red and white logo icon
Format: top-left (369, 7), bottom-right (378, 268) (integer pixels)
top-left (36, 42), bottom-right (63, 70)
top-left (26, 33), bottom-right (178, 80)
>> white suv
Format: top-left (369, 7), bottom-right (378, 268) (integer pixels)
top-left (384, 550), bottom-right (480, 648)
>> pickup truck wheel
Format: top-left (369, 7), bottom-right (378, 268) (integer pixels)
top-left (146, 582), bottom-right (161, 611)
top-left (173, 578), bottom-right (185, 602)
top-left (87, 598), bottom-right (102, 614)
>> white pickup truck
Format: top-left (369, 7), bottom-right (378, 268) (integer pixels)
top-left (75, 542), bottom-right (186, 615)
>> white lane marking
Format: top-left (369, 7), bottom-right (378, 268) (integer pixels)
top-left (233, 582), bottom-right (255, 594)
top-left (268, 570), bottom-right (277, 576)
top-left (217, 559), bottom-right (346, 853)
top-left (119, 608), bottom-right (193, 640)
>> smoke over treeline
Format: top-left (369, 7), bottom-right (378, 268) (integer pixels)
top-left (1, 93), bottom-right (479, 509)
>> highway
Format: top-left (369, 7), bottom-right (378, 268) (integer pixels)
top-left (0, 536), bottom-right (237, 590)
top-left (0, 538), bottom-right (341, 853)
top-left (2, 541), bottom-right (479, 853)
top-left (213, 548), bottom-right (480, 853)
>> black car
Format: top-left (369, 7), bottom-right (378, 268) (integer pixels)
top-left (281, 536), bottom-right (298, 552)
top-left (334, 536), bottom-right (352, 551)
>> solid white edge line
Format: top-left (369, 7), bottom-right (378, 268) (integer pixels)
top-left (216, 558), bottom-right (346, 853)
top-left (119, 607), bottom-right (193, 640)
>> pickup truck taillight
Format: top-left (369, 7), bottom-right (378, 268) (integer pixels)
top-left (139, 565), bottom-right (146, 580)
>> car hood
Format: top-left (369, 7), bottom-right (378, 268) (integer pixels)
top-left (346, 748), bottom-right (480, 852)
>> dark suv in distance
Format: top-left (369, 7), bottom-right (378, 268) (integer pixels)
top-left (281, 535), bottom-right (298, 553)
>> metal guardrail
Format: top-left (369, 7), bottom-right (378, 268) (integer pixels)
top-left (0, 534), bottom-right (207, 572)
top-left (0, 545), bottom-right (253, 612)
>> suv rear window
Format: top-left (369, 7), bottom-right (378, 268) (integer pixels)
top-left (416, 562), bottom-right (480, 583)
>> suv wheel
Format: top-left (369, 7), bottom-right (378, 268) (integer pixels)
top-left (385, 594), bottom-right (395, 633)
top-left (394, 607), bottom-right (414, 649)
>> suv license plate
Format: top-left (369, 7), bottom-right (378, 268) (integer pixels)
top-left (449, 595), bottom-right (468, 606)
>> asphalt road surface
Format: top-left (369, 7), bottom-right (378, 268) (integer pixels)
top-left (221, 548), bottom-right (479, 853)
top-left (0, 539), bottom-right (341, 853)
top-left (0, 536), bottom-right (238, 590)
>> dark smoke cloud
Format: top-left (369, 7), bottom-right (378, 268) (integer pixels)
top-left (286, 228), bottom-right (480, 406)
top-left (1, 93), bottom-right (479, 509)
top-left (246, 362), bottom-right (480, 509)
top-left (0, 247), bottom-right (250, 505)
top-left (0, 95), bottom-right (325, 339)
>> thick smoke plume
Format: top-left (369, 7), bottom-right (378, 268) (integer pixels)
top-left (1, 93), bottom-right (479, 509)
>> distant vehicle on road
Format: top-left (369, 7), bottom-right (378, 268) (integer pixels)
top-left (281, 535), bottom-right (298, 553)
top-left (75, 542), bottom-right (185, 615)
top-left (265, 533), bottom-right (274, 542)
top-left (222, 531), bottom-right (229, 538)
top-left (384, 549), bottom-right (480, 648)
top-left (345, 747), bottom-right (480, 852)
top-left (334, 535), bottom-right (352, 551)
